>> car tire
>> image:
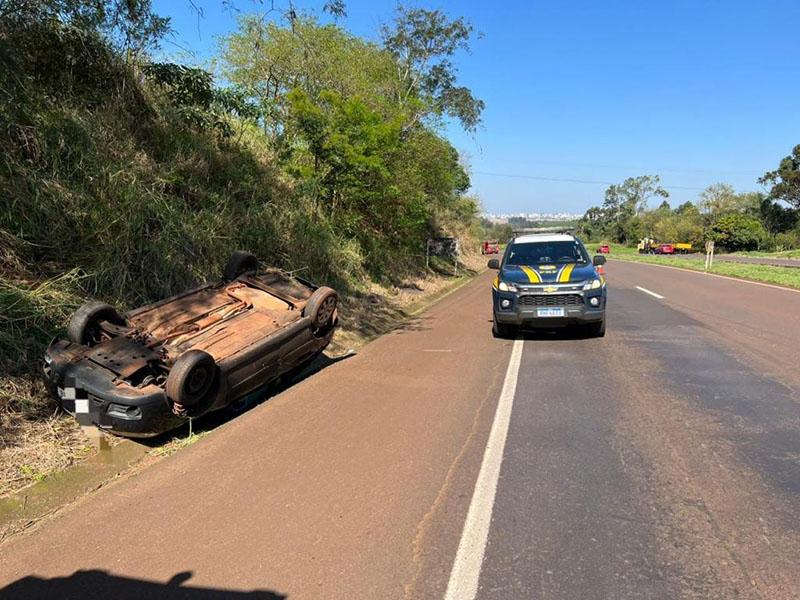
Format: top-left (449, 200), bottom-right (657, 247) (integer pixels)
top-left (166, 350), bottom-right (219, 409)
top-left (304, 287), bottom-right (338, 331)
top-left (586, 318), bottom-right (606, 338)
top-left (224, 251), bottom-right (258, 280)
top-left (492, 318), bottom-right (515, 339)
top-left (68, 302), bottom-right (125, 346)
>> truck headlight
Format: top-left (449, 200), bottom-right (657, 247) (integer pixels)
top-left (582, 279), bottom-right (602, 290)
top-left (498, 281), bottom-right (518, 292)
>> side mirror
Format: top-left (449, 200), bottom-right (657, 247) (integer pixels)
top-left (487, 259), bottom-right (500, 270)
top-left (593, 255), bottom-right (607, 266)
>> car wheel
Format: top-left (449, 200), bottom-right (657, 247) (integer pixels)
top-left (586, 318), bottom-right (606, 338)
top-left (223, 251), bottom-right (258, 280)
top-left (304, 287), bottom-right (338, 331)
top-left (166, 350), bottom-right (219, 409)
top-left (492, 318), bottom-right (515, 339)
top-left (68, 302), bottom-right (125, 346)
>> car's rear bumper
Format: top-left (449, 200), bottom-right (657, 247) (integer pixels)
top-left (44, 341), bottom-right (182, 437)
top-left (43, 322), bottom-right (337, 437)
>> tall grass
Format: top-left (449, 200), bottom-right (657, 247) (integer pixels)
top-left (0, 270), bottom-right (84, 371)
top-left (0, 23), bottom-right (379, 396)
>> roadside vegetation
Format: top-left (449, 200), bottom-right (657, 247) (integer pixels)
top-left (578, 148), bottom-right (800, 253)
top-left (573, 146), bottom-right (800, 287)
top-left (0, 1), bottom-right (492, 494)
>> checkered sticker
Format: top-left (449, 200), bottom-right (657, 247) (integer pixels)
top-left (63, 377), bottom-right (92, 425)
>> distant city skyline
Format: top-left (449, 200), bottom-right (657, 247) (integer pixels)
top-left (482, 212), bottom-right (584, 223)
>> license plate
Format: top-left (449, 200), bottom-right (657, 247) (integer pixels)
top-left (537, 308), bottom-right (565, 318)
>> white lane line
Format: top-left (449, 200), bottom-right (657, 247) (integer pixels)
top-left (636, 285), bottom-right (664, 299)
top-left (444, 338), bottom-right (524, 600)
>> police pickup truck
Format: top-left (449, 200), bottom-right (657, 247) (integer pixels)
top-left (488, 233), bottom-right (607, 338)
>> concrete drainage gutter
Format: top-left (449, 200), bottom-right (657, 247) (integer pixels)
top-left (0, 440), bottom-right (148, 543)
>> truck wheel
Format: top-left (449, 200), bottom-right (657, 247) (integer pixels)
top-left (224, 251), bottom-right (258, 280)
top-left (303, 287), bottom-right (338, 331)
top-left (166, 350), bottom-right (219, 408)
top-left (492, 318), bottom-right (515, 339)
top-left (68, 302), bottom-right (125, 346)
top-left (587, 318), bottom-right (606, 338)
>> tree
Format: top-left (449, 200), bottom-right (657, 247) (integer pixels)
top-left (699, 183), bottom-right (758, 215)
top-left (674, 201), bottom-right (699, 216)
top-left (221, 16), bottom-right (398, 136)
top-left (708, 213), bottom-right (766, 251)
top-left (381, 6), bottom-right (484, 132)
top-left (755, 193), bottom-right (798, 234)
top-left (601, 175), bottom-right (668, 243)
top-left (143, 63), bottom-right (262, 136)
top-left (0, 0), bottom-right (169, 54)
top-left (577, 206), bottom-right (610, 240)
top-left (759, 144), bottom-right (800, 209)
top-left (698, 183), bottom-right (735, 214)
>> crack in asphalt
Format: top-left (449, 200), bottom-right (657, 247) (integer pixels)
top-left (402, 341), bottom-right (510, 600)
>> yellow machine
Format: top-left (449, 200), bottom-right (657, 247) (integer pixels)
top-left (637, 237), bottom-right (657, 253)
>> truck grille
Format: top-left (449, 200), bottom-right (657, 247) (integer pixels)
top-left (518, 294), bottom-right (584, 307)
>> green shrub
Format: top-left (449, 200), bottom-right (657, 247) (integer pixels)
top-left (771, 230), bottom-right (800, 252)
top-left (707, 213), bottom-right (767, 251)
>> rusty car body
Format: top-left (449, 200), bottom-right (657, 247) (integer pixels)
top-left (43, 252), bottom-right (338, 437)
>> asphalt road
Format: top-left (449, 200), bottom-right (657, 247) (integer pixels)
top-left (2, 261), bottom-right (800, 599)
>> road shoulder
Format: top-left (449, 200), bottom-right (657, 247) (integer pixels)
top-left (0, 266), bottom-right (484, 545)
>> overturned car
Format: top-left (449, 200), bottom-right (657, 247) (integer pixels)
top-left (43, 252), bottom-right (338, 437)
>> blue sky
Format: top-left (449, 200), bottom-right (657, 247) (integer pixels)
top-left (153, 0), bottom-right (800, 214)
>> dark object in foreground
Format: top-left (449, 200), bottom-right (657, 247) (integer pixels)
top-left (43, 252), bottom-right (338, 437)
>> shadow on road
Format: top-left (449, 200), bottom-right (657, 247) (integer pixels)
top-left (0, 570), bottom-right (286, 600)
top-left (488, 320), bottom-right (603, 342)
top-left (518, 327), bottom-right (601, 341)
top-left (137, 350), bottom-right (357, 447)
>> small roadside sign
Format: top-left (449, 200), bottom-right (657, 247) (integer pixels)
top-left (704, 240), bottom-right (715, 270)
top-left (426, 237), bottom-right (460, 275)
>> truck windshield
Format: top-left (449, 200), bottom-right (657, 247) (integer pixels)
top-left (505, 241), bottom-right (589, 265)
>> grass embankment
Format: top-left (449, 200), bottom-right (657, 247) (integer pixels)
top-left (609, 245), bottom-right (800, 289)
top-left (0, 23), bottom-right (484, 496)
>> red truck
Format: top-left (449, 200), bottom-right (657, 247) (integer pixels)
top-left (482, 240), bottom-right (500, 255)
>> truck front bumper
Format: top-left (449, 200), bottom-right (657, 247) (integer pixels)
top-left (492, 289), bottom-right (606, 328)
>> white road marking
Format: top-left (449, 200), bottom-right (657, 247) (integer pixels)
top-left (612, 258), bottom-right (800, 294)
top-left (636, 285), bottom-right (664, 299)
top-left (422, 349), bottom-right (453, 353)
top-left (444, 338), bottom-right (524, 600)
